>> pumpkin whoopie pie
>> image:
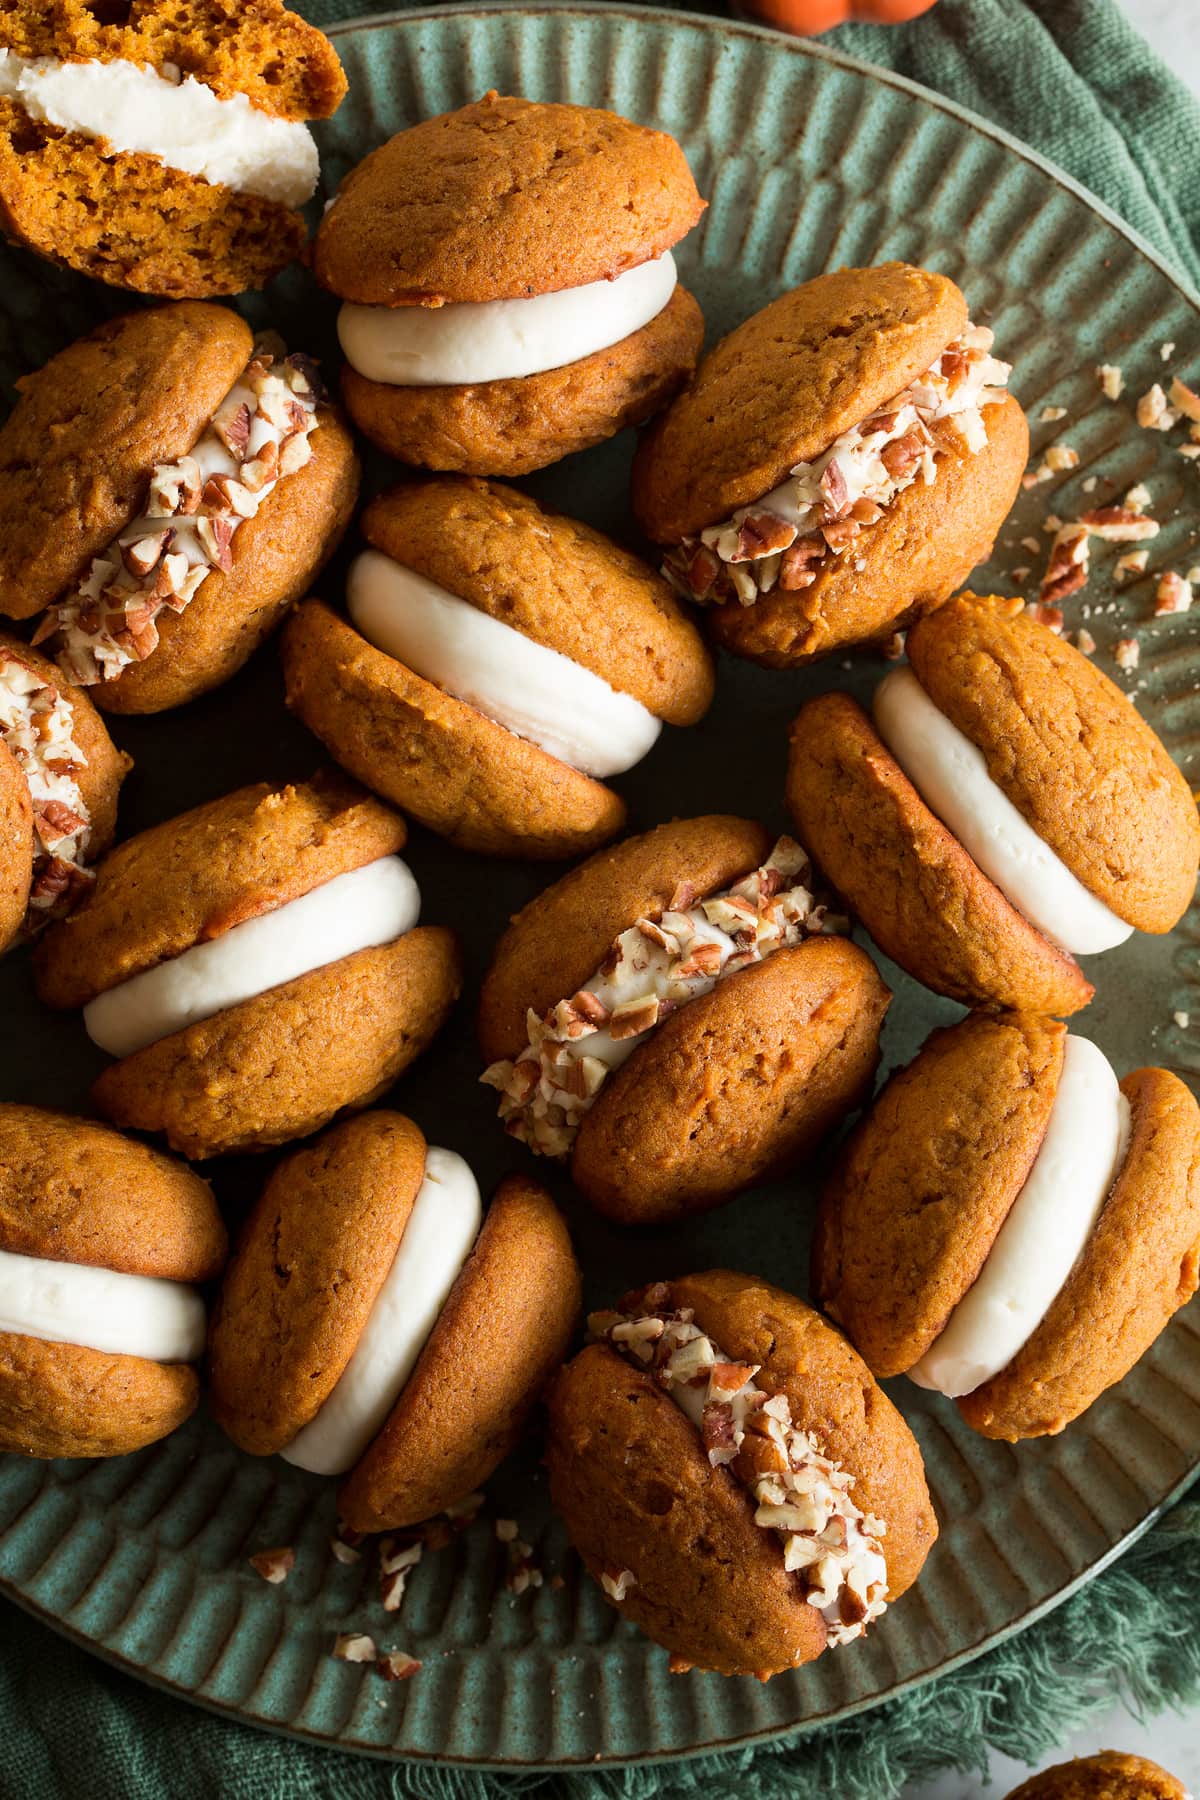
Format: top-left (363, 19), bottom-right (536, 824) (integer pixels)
top-left (787, 595), bottom-right (1200, 1015)
top-left (0, 1103), bottom-right (226, 1459)
top-left (0, 632), bottom-right (130, 951)
top-left (312, 92), bottom-right (706, 477)
top-left (282, 479), bottom-right (715, 859)
top-left (632, 262), bottom-right (1028, 666)
top-left (208, 1110), bottom-right (581, 1533)
top-left (546, 1270), bottom-right (936, 1679)
top-left (0, 0), bottom-right (345, 296)
top-left (0, 302), bottom-right (359, 714)
top-left (479, 816), bottom-right (890, 1223)
top-left (32, 772), bottom-right (461, 1159)
top-left (813, 1012), bottom-right (1200, 1442)
top-left (1005, 1751), bottom-right (1189, 1800)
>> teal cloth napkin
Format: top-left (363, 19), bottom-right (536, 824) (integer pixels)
top-left (4, 3), bottom-right (1200, 1796)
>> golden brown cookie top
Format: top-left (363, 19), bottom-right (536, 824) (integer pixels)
top-left (207, 1111), bottom-right (428, 1455)
top-left (907, 595), bottom-right (1200, 933)
top-left (312, 92), bottom-right (705, 306)
top-left (1005, 1750), bottom-right (1189, 1800)
top-left (0, 0), bottom-right (346, 120)
top-left (813, 1012), bottom-right (1067, 1377)
top-left (478, 814), bottom-right (771, 1063)
top-left (0, 1103), bottom-right (224, 1281)
top-left (33, 770), bottom-right (406, 1009)
top-left (960, 1064), bottom-right (1200, 1441)
top-left (339, 1172), bottom-right (581, 1532)
top-left (0, 303), bottom-right (253, 621)
top-left (360, 479), bottom-right (714, 725)
top-left (631, 263), bottom-right (968, 543)
top-left (668, 1271), bottom-right (937, 1598)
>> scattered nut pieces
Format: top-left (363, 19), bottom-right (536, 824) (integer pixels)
top-left (1115, 549), bottom-right (1151, 582)
top-left (600, 1567), bottom-right (639, 1603)
top-left (1097, 363), bottom-right (1125, 401)
top-left (1124, 483), bottom-right (1152, 513)
top-left (377, 1652), bottom-right (422, 1682)
top-left (1044, 444), bottom-right (1079, 472)
top-left (248, 1547), bottom-right (295, 1585)
top-left (329, 1538), bottom-right (362, 1567)
top-left (1114, 637), bottom-right (1141, 672)
top-left (1039, 522), bottom-right (1090, 608)
top-left (1161, 341), bottom-right (1177, 362)
top-left (495, 1519), bottom-right (519, 1544)
top-left (1174, 1011), bottom-right (1190, 1029)
top-left (1075, 628), bottom-right (1097, 655)
top-left (1170, 377), bottom-right (1200, 423)
top-left (1137, 383), bottom-right (1179, 431)
top-left (333, 1632), bottom-right (377, 1663)
top-left (1155, 571), bottom-right (1193, 615)
top-left (1039, 405), bottom-right (1068, 422)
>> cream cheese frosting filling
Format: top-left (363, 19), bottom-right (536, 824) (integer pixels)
top-left (910, 1034), bottom-right (1131, 1398)
top-left (0, 1245), bottom-right (205, 1362)
top-left (482, 837), bottom-right (846, 1156)
top-left (0, 650), bottom-right (92, 924)
top-left (281, 1148), bottom-right (482, 1476)
top-left (337, 252), bottom-right (677, 388)
top-left (0, 51), bottom-right (319, 206)
top-left (873, 666), bottom-right (1134, 957)
top-left (34, 345), bottom-right (324, 688)
top-left (84, 853), bottom-right (420, 1059)
top-left (592, 1292), bottom-right (888, 1647)
top-left (347, 549), bottom-right (662, 779)
top-left (664, 324), bottom-right (1011, 607)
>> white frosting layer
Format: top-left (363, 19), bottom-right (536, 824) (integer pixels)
top-left (0, 52), bottom-right (319, 206)
top-left (910, 1034), bottom-right (1131, 1398)
top-left (84, 855), bottom-right (420, 1059)
top-left (873, 667), bottom-right (1134, 957)
top-left (347, 550), bottom-right (661, 778)
top-left (0, 1246), bottom-right (205, 1362)
top-left (281, 1147), bottom-right (482, 1475)
top-left (337, 252), bottom-right (677, 387)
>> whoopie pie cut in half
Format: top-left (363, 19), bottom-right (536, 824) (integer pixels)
top-left (787, 595), bottom-right (1200, 1014)
top-left (479, 815), bottom-right (891, 1223)
top-left (33, 772), bottom-right (462, 1159)
top-left (0, 0), bottom-right (346, 295)
top-left (0, 1103), bottom-right (226, 1459)
top-left (0, 632), bottom-right (130, 952)
top-left (312, 92), bottom-right (707, 477)
top-left (813, 1011), bottom-right (1200, 1441)
top-left (633, 262), bottom-right (1028, 666)
top-left (0, 302), bottom-right (359, 713)
top-left (282, 478), bottom-right (715, 860)
top-left (547, 1270), bottom-right (936, 1679)
top-left (209, 1110), bottom-right (581, 1533)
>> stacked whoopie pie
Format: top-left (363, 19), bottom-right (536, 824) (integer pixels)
top-left (547, 1271), bottom-right (937, 1677)
top-left (633, 263), bottom-right (1028, 664)
top-left (282, 479), bottom-right (714, 859)
top-left (33, 774), bottom-right (461, 1158)
top-left (479, 817), bottom-right (890, 1222)
top-left (0, 632), bottom-right (130, 950)
top-left (0, 302), bottom-right (359, 714)
top-left (1004, 1752), bottom-right (1190, 1800)
top-left (0, 0), bottom-right (346, 295)
top-left (209, 1111), bottom-right (580, 1532)
top-left (312, 93), bottom-right (707, 475)
top-left (788, 595), bottom-right (1200, 1011)
top-left (0, 1104), bottom-right (225, 1459)
top-left (814, 1012), bottom-right (1200, 1441)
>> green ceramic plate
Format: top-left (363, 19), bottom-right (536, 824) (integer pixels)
top-left (1, 0), bottom-right (1199, 1769)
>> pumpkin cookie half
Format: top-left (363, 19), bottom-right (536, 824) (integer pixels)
top-left (0, 633), bottom-right (130, 951)
top-left (282, 479), bottom-right (714, 859)
top-left (209, 1111), bottom-right (581, 1533)
top-left (0, 0), bottom-right (345, 295)
top-left (787, 595), bottom-right (1199, 1013)
top-left (546, 1271), bottom-right (936, 1678)
top-left (0, 302), bottom-right (359, 713)
top-left (814, 1011), bottom-right (1200, 1441)
top-left (0, 1103), bottom-right (225, 1459)
top-left (479, 816), bottom-right (890, 1222)
top-left (33, 772), bottom-right (461, 1158)
top-left (1005, 1751), bottom-right (1190, 1800)
top-left (633, 263), bottom-right (1027, 665)
top-left (313, 93), bottom-right (706, 476)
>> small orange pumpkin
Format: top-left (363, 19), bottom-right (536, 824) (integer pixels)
top-left (744, 0), bottom-right (938, 33)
